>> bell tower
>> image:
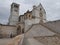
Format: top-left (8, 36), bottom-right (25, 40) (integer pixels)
top-left (9, 3), bottom-right (19, 25)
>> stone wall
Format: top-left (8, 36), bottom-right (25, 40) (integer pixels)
top-left (18, 23), bottom-right (25, 34)
top-left (0, 25), bottom-right (17, 38)
top-left (44, 20), bottom-right (60, 34)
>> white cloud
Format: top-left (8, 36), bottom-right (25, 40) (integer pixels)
top-left (0, 0), bottom-right (60, 24)
top-left (40, 0), bottom-right (60, 21)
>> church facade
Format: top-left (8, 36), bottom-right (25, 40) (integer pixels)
top-left (0, 2), bottom-right (47, 38)
top-left (0, 2), bottom-right (60, 45)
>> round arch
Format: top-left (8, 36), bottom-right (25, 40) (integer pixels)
top-left (17, 26), bottom-right (21, 35)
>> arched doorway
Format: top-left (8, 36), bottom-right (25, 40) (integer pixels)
top-left (17, 26), bottom-right (21, 35)
top-left (22, 28), bottom-right (24, 33)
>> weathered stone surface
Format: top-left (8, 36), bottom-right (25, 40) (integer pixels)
top-left (0, 25), bottom-right (17, 38)
top-left (0, 2), bottom-right (60, 45)
top-left (9, 3), bottom-right (19, 25)
top-left (23, 38), bottom-right (44, 45)
top-left (34, 36), bottom-right (60, 45)
top-left (25, 24), bottom-right (56, 38)
top-left (44, 20), bottom-right (60, 34)
top-left (7, 34), bottom-right (24, 45)
top-left (0, 39), bottom-right (12, 45)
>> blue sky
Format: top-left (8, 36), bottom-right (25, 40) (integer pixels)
top-left (0, 0), bottom-right (60, 24)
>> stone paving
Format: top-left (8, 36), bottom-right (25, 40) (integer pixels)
top-left (0, 38), bottom-right (12, 45)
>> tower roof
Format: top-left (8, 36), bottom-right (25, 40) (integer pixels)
top-left (11, 2), bottom-right (19, 7)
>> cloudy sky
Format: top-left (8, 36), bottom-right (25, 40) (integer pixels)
top-left (0, 0), bottom-right (60, 24)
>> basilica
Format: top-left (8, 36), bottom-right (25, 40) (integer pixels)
top-left (0, 3), bottom-right (60, 45)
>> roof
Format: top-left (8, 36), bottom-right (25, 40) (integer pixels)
top-left (34, 36), bottom-right (60, 45)
top-left (44, 20), bottom-right (60, 34)
top-left (0, 24), bottom-right (16, 27)
top-left (11, 2), bottom-right (19, 6)
top-left (25, 24), bottom-right (56, 38)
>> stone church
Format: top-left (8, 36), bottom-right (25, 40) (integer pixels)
top-left (0, 2), bottom-right (60, 45)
